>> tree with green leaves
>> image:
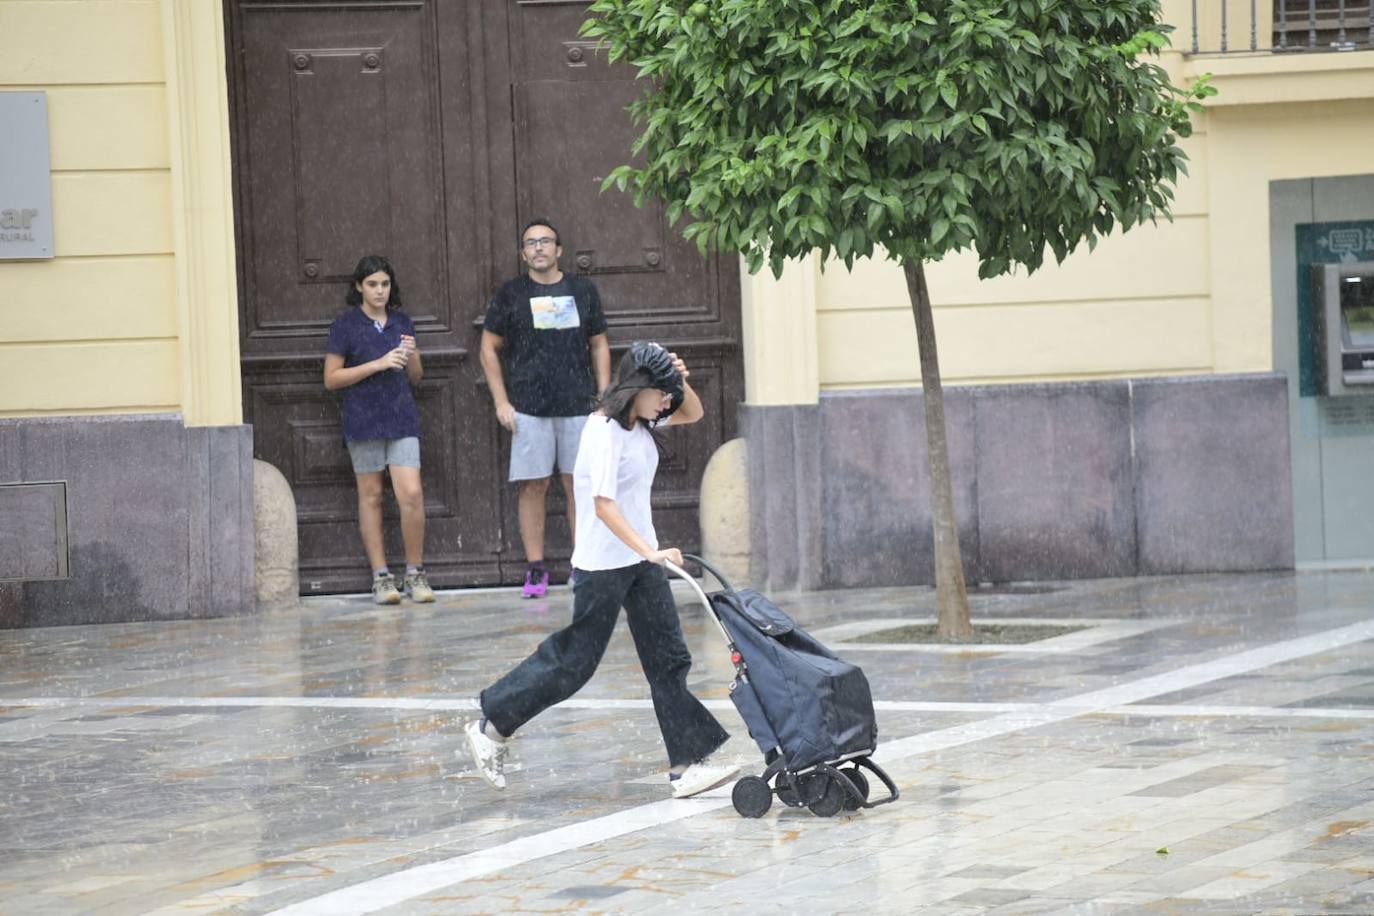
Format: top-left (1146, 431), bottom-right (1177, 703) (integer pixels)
top-left (583, 0), bottom-right (1213, 636)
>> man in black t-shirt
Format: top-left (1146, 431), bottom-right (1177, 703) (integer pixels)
top-left (481, 218), bottom-right (612, 598)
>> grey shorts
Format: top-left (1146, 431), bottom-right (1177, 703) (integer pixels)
top-left (347, 437), bottom-right (421, 475)
top-left (510, 413), bottom-right (588, 481)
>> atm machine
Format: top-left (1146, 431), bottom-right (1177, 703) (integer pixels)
top-left (1315, 261), bottom-right (1374, 396)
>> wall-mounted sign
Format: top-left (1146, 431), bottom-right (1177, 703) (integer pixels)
top-left (0, 92), bottom-right (55, 260)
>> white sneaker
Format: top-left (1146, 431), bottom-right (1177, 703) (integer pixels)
top-left (464, 720), bottom-right (507, 790)
top-left (670, 757), bottom-right (741, 799)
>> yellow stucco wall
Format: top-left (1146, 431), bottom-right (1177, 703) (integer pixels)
top-left (816, 167), bottom-right (1214, 386)
top-left (809, 48), bottom-right (1374, 391)
top-left (0, 0), bottom-right (181, 415)
top-left (0, 0), bottom-right (241, 424)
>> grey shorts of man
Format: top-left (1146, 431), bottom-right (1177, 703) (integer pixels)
top-left (507, 413), bottom-right (587, 482)
top-left (480, 217), bottom-right (611, 596)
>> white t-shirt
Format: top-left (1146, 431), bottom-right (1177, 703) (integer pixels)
top-left (570, 414), bottom-right (659, 571)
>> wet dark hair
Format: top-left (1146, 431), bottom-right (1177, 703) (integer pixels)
top-left (346, 255), bottom-right (402, 310)
top-left (598, 350), bottom-right (677, 461)
top-left (599, 350), bottom-right (664, 431)
top-left (521, 218), bottom-right (560, 247)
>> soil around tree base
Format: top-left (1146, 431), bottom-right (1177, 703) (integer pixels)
top-left (846, 623), bottom-right (1089, 645)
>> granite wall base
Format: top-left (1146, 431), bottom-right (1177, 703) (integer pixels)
top-left (743, 374), bottom-right (1294, 591)
top-left (0, 414), bottom-right (255, 627)
top-left (738, 404), bottom-right (823, 593)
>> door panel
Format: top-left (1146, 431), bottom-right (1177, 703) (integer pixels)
top-left (235, 3), bottom-right (448, 338)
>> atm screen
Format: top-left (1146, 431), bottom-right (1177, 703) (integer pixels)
top-left (1340, 277), bottom-right (1374, 348)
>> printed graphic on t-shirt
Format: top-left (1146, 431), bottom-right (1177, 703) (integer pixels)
top-left (530, 295), bottom-right (580, 330)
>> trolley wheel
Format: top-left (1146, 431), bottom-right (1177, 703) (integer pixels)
top-left (841, 768), bottom-right (870, 811)
top-left (785, 774), bottom-right (824, 807)
top-left (775, 774), bottom-right (804, 807)
top-left (732, 776), bottom-right (773, 818)
top-left (807, 776), bottom-right (846, 817)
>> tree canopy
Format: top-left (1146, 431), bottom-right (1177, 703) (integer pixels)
top-left (582, 0), bottom-right (1212, 278)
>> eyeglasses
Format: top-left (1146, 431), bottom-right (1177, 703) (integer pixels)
top-left (522, 237), bottom-right (557, 249)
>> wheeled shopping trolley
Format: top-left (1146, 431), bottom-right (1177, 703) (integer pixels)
top-left (665, 556), bottom-right (899, 818)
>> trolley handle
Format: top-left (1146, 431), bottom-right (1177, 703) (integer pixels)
top-left (662, 559), bottom-right (712, 611)
top-left (681, 553), bottom-right (739, 597)
top-left (662, 557), bottom-right (742, 662)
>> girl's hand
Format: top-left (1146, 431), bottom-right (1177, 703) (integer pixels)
top-left (400, 335), bottom-right (417, 358)
top-left (668, 352), bottom-right (689, 381)
top-left (378, 346), bottom-right (409, 370)
top-left (647, 547), bottom-right (684, 567)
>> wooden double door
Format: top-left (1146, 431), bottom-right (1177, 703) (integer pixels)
top-left (225, 0), bottom-right (742, 593)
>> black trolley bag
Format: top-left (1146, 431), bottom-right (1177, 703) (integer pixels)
top-left (666, 555), bottom-right (898, 818)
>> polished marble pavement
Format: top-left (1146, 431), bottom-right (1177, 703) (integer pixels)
top-left (3, 570), bottom-right (1374, 914)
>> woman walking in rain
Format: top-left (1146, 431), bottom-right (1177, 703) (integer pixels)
top-left (465, 342), bottom-right (739, 798)
top-left (324, 255), bottom-right (435, 605)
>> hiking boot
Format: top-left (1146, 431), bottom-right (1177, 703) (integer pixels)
top-left (464, 719), bottom-right (508, 789)
top-left (522, 566), bottom-right (549, 599)
top-left (372, 572), bottom-right (401, 605)
top-left (669, 756), bottom-right (741, 799)
top-left (403, 568), bottom-right (435, 603)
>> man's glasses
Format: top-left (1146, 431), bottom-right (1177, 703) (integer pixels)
top-left (522, 237), bottom-right (557, 249)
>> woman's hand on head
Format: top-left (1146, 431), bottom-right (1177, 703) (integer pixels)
top-left (668, 352), bottom-right (689, 381)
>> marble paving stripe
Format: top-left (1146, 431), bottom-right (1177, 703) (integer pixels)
top-left (0, 696), bottom-right (1035, 714)
top-left (810, 617), bottom-right (1176, 654)
top-left (876, 618), bottom-right (1374, 760)
top-left (1114, 703), bottom-right (1374, 720)
top-left (1056, 618), bottom-right (1374, 709)
top-left (5, 695), bottom-right (1374, 719)
top-left (262, 617), bottom-right (1374, 916)
top-left (0, 696), bottom-right (486, 711)
top-left (273, 796), bottom-right (740, 916)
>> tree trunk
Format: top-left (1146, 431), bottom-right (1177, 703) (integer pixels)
top-left (902, 259), bottom-right (972, 638)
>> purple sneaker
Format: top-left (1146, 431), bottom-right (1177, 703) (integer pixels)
top-left (522, 566), bottom-right (549, 599)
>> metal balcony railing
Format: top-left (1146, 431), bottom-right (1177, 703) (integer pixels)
top-left (1186, 1), bottom-right (1372, 54)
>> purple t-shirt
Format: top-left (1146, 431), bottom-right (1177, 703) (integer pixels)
top-left (326, 308), bottom-right (422, 443)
